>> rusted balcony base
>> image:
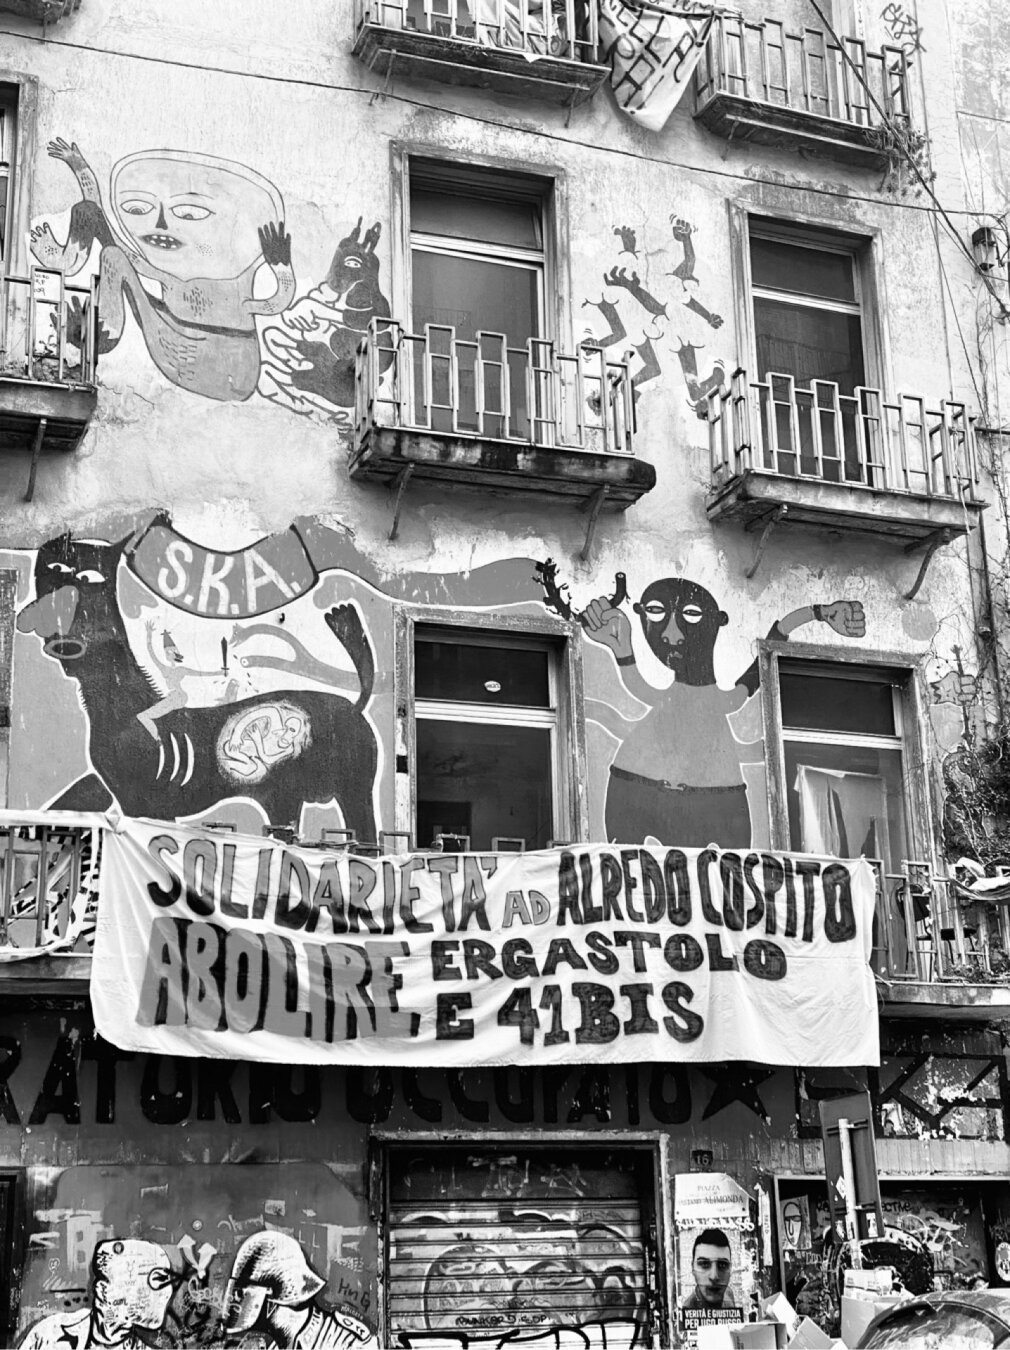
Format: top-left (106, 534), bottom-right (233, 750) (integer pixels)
top-left (707, 469), bottom-right (983, 544)
top-left (353, 22), bottom-right (609, 105)
top-left (695, 93), bottom-right (895, 170)
top-left (351, 425), bottom-right (656, 507)
top-left (879, 980), bottom-right (1010, 1021)
top-left (0, 0), bottom-right (80, 20)
top-left (0, 379), bottom-right (97, 500)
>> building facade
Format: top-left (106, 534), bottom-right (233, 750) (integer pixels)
top-left (0, 0), bottom-right (1010, 1344)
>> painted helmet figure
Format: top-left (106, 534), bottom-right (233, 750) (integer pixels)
top-left (224, 1231), bottom-right (325, 1335)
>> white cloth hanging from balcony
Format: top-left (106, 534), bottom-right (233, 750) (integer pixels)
top-left (796, 765), bottom-right (888, 862)
top-left (599, 0), bottom-right (716, 132)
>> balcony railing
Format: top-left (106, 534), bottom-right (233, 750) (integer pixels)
top-left (0, 0), bottom-right (81, 20)
top-left (0, 814), bottom-right (100, 960)
top-left (874, 861), bottom-right (1010, 988)
top-left (706, 370), bottom-right (981, 538)
top-left (356, 318), bottom-right (636, 455)
top-left (361, 0), bottom-right (598, 62)
top-left (694, 15), bottom-right (910, 166)
top-left (1, 268), bottom-right (99, 387)
top-left (353, 1), bottom-right (608, 105)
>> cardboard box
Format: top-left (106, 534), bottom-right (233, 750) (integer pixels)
top-left (696, 1323), bottom-right (788, 1349)
top-left (840, 1292), bottom-right (904, 1346)
top-left (787, 1318), bottom-right (834, 1349)
top-left (762, 1292), bottom-right (799, 1339)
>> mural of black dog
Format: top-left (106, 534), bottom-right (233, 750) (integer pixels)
top-left (17, 532), bottom-right (379, 840)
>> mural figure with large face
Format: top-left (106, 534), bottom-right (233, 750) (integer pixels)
top-left (31, 140), bottom-right (295, 401)
top-left (582, 580), bottom-right (866, 847)
top-left (224, 1232), bottom-right (375, 1349)
top-left (18, 1239), bottom-right (178, 1350)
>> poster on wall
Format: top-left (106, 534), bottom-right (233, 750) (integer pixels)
top-left (85, 814), bottom-right (880, 1068)
top-left (675, 1173), bottom-right (758, 1345)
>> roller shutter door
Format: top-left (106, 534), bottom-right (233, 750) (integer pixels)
top-left (386, 1144), bottom-right (658, 1347)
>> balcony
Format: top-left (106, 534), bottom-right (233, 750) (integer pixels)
top-left (0, 0), bottom-right (80, 18)
top-left (352, 0), bottom-right (609, 107)
top-left (874, 862), bottom-right (1010, 1020)
top-left (706, 370), bottom-right (984, 546)
top-left (0, 814), bottom-right (98, 989)
top-left (1, 268), bottom-right (99, 500)
top-left (694, 15), bottom-right (910, 169)
top-left (351, 318), bottom-right (656, 526)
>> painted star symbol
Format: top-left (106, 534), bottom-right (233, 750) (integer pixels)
top-left (699, 1063), bottom-right (775, 1124)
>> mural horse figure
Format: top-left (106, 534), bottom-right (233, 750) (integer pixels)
top-left (17, 532), bottom-right (379, 840)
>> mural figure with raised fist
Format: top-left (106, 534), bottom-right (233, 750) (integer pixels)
top-left (583, 579), bottom-right (866, 847)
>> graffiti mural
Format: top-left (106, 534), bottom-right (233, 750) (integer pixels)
top-left (16, 1165), bottom-right (376, 1349)
top-left (536, 559), bottom-right (866, 847)
top-left (15, 525), bottom-right (379, 835)
top-left (259, 217), bottom-right (393, 426)
top-left (585, 216), bottom-right (727, 414)
top-left (31, 140), bottom-right (295, 401)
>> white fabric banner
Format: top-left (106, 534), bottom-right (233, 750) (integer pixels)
top-left (92, 816), bottom-right (880, 1067)
top-left (600, 0), bottom-right (716, 133)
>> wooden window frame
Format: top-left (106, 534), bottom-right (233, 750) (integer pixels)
top-left (0, 75), bottom-right (38, 277)
top-left (390, 141), bottom-right (571, 350)
top-left (758, 639), bottom-right (933, 866)
top-left (728, 201), bottom-right (891, 396)
top-left (370, 1130), bottom-right (673, 1349)
top-left (393, 605), bottom-right (588, 848)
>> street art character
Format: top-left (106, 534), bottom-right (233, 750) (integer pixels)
top-left (31, 140), bottom-right (295, 401)
top-left (579, 577), bottom-right (865, 848)
top-left (224, 1231), bottom-right (376, 1349)
top-left (18, 1239), bottom-right (177, 1349)
top-left (16, 531), bottom-right (379, 839)
top-left (681, 1228), bottom-right (735, 1311)
top-left (668, 216), bottom-right (725, 413)
top-left (259, 217), bottom-right (394, 422)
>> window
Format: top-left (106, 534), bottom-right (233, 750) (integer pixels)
top-left (749, 224), bottom-right (867, 395)
top-left (775, 659), bottom-right (913, 876)
top-left (407, 160), bottom-right (551, 435)
top-left (413, 628), bottom-right (562, 851)
top-left (380, 1140), bottom-right (661, 1348)
top-left (0, 88), bottom-right (14, 270)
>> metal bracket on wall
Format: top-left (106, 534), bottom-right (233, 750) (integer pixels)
top-left (743, 503), bottom-right (786, 579)
top-left (579, 485), bottom-right (609, 562)
top-left (24, 418), bottom-right (46, 503)
top-left (903, 527), bottom-right (954, 601)
top-left (388, 463), bottom-right (414, 541)
top-left (371, 51), bottom-right (397, 104)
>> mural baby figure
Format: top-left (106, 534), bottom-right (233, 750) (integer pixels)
top-left (582, 579), bottom-right (865, 848)
top-left (31, 139), bottom-right (295, 401)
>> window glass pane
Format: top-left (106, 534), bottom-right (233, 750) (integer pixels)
top-left (416, 719), bottom-right (553, 851)
top-left (412, 249), bottom-right (539, 343)
top-left (751, 236), bottom-right (856, 303)
top-left (411, 187), bottom-right (541, 250)
top-left (784, 741), bottom-right (907, 871)
top-left (780, 670), bottom-right (896, 735)
top-left (755, 297), bottom-right (865, 392)
top-left (416, 637), bottom-right (551, 706)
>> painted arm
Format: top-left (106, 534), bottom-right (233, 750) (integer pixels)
top-left (245, 222), bottom-right (296, 316)
top-left (583, 296), bottom-right (627, 349)
top-left (604, 266), bottom-right (668, 320)
top-left (736, 600), bottom-right (867, 696)
top-left (48, 138), bottom-right (103, 205)
top-left (582, 597), bottom-right (663, 706)
top-left (231, 623), bottom-right (358, 694)
top-left (670, 217), bottom-right (698, 282)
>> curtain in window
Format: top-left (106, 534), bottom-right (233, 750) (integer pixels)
top-left (796, 765), bottom-right (888, 861)
top-left (598, 0), bottom-right (716, 131)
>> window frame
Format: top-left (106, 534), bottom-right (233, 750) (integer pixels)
top-left (0, 75), bottom-right (37, 277)
top-left (393, 605), bottom-right (588, 849)
top-left (370, 1130), bottom-right (673, 1349)
top-left (390, 142), bottom-right (570, 350)
top-left (728, 202), bottom-right (890, 397)
top-left (758, 639), bottom-right (932, 867)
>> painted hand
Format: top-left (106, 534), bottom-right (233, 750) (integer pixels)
top-left (605, 265), bottom-right (640, 291)
top-left (47, 137), bottom-right (88, 173)
top-left (930, 669), bottom-right (976, 706)
top-left (259, 221), bottom-right (292, 268)
top-left (820, 599), bottom-right (866, 638)
top-left (583, 598), bottom-right (634, 659)
top-left (670, 217), bottom-right (694, 242)
top-left (709, 313), bottom-right (724, 329)
top-left (286, 299), bottom-right (321, 333)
